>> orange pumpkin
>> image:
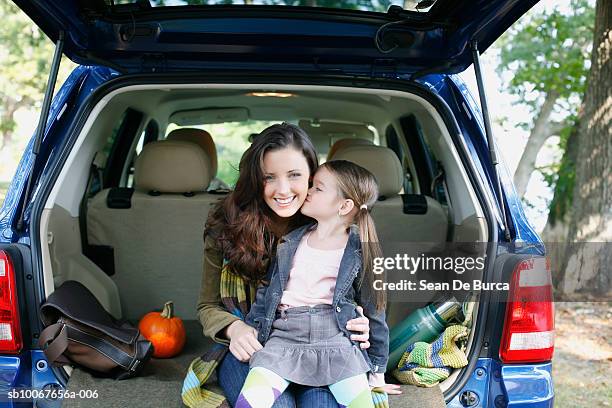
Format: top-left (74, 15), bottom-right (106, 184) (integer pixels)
top-left (139, 301), bottom-right (186, 358)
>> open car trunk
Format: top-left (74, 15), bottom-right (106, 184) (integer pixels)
top-left (59, 322), bottom-right (448, 408)
top-left (38, 78), bottom-right (491, 407)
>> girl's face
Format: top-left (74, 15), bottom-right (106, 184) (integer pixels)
top-left (262, 147), bottom-right (311, 218)
top-left (301, 167), bottom-right (345, 221)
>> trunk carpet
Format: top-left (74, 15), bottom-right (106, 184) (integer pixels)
top-left (62, 321), bottom-right (445, 407)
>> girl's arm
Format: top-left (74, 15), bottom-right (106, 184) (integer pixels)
top-left (355, 279), bottom-right (402, 395)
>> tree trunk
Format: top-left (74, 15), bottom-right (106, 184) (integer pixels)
top-left (542, 123), bottom-right (579, 287)
top-left (0, 97), bottom-right (21, 150)
top-left (560, 0), bottom-right (611, 295)
top-left (513, 90), bottom-right (560, 198)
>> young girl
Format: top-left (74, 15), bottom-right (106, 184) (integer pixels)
top-left (237, 160), bottom-right (393, 408)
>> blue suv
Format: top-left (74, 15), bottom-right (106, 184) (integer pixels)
top-left (1, 1), bottom-right (553, 407)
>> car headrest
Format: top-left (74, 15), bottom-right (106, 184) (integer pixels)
top-left (327, 138), bottom-right (374, 161)
top-left (166, 128), bottom-right (218, 176)
top-left (134, 140), bottom-right (212, 193)
top-left (330, 145), bottom-right (403, 198)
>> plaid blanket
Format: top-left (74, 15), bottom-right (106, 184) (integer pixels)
top-left (182, 263), bottom-right (256, 408)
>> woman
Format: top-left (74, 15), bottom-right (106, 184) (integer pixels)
top-left (190, 123), bottom-right (372, 408)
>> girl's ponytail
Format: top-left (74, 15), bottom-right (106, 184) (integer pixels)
top-left (356, 204), bottom-right (386, 312)
top-left (321, 160), bottom-right (386, 312)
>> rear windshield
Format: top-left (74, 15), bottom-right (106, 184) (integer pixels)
top-left (165, 120), bottom-right (278, 187)
top-left (111, 0), bottom-right (439, 14)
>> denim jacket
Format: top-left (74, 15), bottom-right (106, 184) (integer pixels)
top-left (245, 223), bottom-right (389, 374)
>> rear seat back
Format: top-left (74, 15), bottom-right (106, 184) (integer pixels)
top-left (167, 127), bottom-right (230, 191)
top-left (327, 138), bottom-right (373, 161)
top-left (88, 140), bottom-right (222, 320)
top-left (330, 145), bottom-right (449, 327)
top-left (330, 145), bottom-right (448, 248)
top-left (166, 128), bottom-right (218, 178)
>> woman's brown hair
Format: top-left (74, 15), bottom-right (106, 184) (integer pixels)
top-left (320, 160), bottom-right (386, 311)
top-left (206, 123), bottom-right (318, 282)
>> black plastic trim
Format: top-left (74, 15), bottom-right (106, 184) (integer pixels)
top-left (95, 5), bottom-right (436, 27)
top-left (104, 108), bottom-right (145, 189)
top-left (0, 244), bottom-right (41, 350)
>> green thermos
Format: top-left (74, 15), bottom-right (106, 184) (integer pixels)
top-left (387, 295), bottom-right (461, 371)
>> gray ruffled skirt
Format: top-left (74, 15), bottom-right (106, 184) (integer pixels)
top-left (249, 304), bottom-right (371, 386)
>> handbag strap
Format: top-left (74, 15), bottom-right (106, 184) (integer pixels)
top-left (39, 321), bottom-right (147, 373)
top-left (65, 324), bottom-right (136, 369)
top-left (39, 323), bottom-right (71, 365)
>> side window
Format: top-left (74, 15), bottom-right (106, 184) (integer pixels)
top-left (399, 115), bottom-right (449, 205)
top-left (400, 115), bottom-right (435, 196)
top-left (165, 120), bottom-right (275, 187)
top-left (101, 111), bottom-right (128, 162)
top-left (86, 110), bottom-right (132, 196)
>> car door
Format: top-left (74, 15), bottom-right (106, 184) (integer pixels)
top-left (13, 0), bottom-right (539, 76)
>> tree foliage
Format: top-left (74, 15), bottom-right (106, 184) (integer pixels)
top-left (495, 0), bottom-right (594, 202)
top-left (497, 0), bottom-right (594, 115)
top-left (0, 2), bottom-right (75, 149)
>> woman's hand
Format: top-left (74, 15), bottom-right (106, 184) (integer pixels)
top-left (225, 320), bottom-right (263, 362)
top-left (346, 305), bottom-right (371, 350)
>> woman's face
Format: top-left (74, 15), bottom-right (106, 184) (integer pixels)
top-left (262, 147), bottom-right (311, 218)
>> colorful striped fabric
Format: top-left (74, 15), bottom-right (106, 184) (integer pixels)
top-left (182, 262), bottom-right (256, 408)
top-left (392, 325), bottom-right (469, 387)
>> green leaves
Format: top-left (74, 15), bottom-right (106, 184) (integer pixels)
top-left (497, 0), bottom-right (595, 116)
top-left (0, 2), bottom-right (75, 148)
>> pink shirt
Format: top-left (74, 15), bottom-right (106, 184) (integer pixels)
top-left (279, 232), bottom-right (345, 309)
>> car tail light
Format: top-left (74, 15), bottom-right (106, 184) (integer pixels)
top-left (500, 256), bottom-right (554, 363)
top-left (0, 250), bottom-right (23, 353)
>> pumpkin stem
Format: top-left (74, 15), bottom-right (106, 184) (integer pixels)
top-left (161, 301), bottom-right (174, 319)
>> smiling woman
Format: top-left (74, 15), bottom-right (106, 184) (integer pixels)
top-left (262, 148), bottom-right (311, 218)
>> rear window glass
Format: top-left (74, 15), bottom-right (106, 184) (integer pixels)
top-left (111, 0), bottom-right (439, 14)
top-left (165, 120), bottom-right (277, 187)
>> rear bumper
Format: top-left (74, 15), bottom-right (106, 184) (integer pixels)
top-left (501, 362), bottom-right (554, 407)
top-left (0, 350), bottom-right (64, 408)
top-left (2, 356), bottom-right (553, 407)
top-left (0, 355), bottom-right (26, 408)
top-left (447, 358), bottom-right (553, 407)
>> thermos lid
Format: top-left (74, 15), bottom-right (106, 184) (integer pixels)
top-left (431, 295), bottom-right (461, 323)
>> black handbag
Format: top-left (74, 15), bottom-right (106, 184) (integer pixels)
top-left (38, 280), bottom-right (154, 380)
